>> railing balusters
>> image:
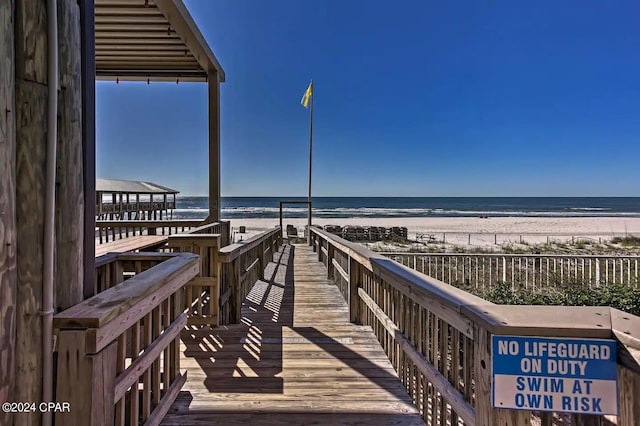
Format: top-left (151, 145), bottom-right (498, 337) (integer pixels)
top-left (312, 228), bottom-right (640, 426)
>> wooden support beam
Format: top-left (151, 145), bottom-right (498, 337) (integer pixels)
top-left (14, 0), bottom-right (48, 422)
top-left (81, 0), bottom-right (95, 299)
top-left (205, 71), bottom-right (221, 223)
top-left (56, 0), bottom-right (84, 309)
top-left (0, 1), bottom-right (16, 424)
top-left (349, 256), bottom-right (360, 324)
top-left (474, 325), bottom-right (531, 425)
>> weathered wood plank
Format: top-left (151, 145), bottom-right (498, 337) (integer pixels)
top-left (0, 1), bottom-right (16, 424)
top-left (617, 365), bottom-right (640, 426)
top-left (55, 332), bottom-right (117, 426)
top-left (55, 0), bottom-right (84, 309)
top-left (15, 75), bottom-right (48, 426)
top-left (162, 412), bottom-right (425, 426)
top-left (114, 313), bottom-right (187, 402)
top-left (15, 0), bottom-right (48, 83)
top-left (95, 235), bottom-right (168, 257)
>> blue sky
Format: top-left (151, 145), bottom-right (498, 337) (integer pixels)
top-left (96, 0), bottom-right (640, 197)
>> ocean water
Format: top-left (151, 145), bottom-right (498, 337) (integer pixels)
top-left (173, 197), bottom-right (640, 220)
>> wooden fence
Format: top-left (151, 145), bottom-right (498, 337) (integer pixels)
top-left (381, 252), bottom-right (640, 290)
top-left (54, 253), bottom-right (199, 426)
top-left (95, 219), bottom-right (231, 247)
top-left (311, 227), bottom-right (640, 426)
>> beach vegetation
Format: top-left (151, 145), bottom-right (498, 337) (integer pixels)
top-left (464, 281), bottom-right (640, 316)
top-left (611, 235), bottom-right (640, 246)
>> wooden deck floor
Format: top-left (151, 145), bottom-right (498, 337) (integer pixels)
top-left (162, 243), bottom-right (423, 425)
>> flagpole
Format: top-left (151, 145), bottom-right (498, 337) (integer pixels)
top-left (307, 81), bottom-right (314, 245)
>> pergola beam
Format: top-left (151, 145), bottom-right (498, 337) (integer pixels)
top-left (205, 71), bottom-right (221, 223)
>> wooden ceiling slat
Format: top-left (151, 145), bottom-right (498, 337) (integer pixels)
top-left (96, 61), bottom-right (199, 68)
top-left (96, 49), bottom-right (196, 56)
top-left (95, 39), bottom-right (185, 46)
top-left (97, 44), bottom-right (187, 51)
top-left (94, 23), bottom-right (177, 31)
top-left (96, 31), bottom-right (183, 39)
top-left (96, 15), bottom-right (168, 23)
top-left (95, 6), bottom-right (165, 16)
top-left (97, 57), bottom-right (199, 64)
top-left (94, 0), bottom-right (224, 82)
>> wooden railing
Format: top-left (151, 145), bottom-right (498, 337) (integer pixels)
top-left (311, 227), bottom-right (640, 426)
top-left (96, 219), bottom-right (203, 243)
top-left (381, 252), bottom-right (640, 289)
top-left (94, 252), bottom-right (180, 294)
top-left (166, 234), bottom-right (221, 327)
top-left (54, 253), bottom-right (199, 426)
top-left (186, 220), bottom-right (231, 247)
top-left (95, 219), bottom-right (231, 247)
top-left (97, 201), bottom-right (176, 215)
top-left (219, 227), bottom-right (282, 324)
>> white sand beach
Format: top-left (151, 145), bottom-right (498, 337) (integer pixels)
top-left (229, 216), bottom-right (640, 248)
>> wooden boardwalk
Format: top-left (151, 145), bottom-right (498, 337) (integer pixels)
top-left (163, 244), bottom-right (423, 425)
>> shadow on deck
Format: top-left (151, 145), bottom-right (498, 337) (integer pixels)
top-left (162, 244), bottom-right (423, 425)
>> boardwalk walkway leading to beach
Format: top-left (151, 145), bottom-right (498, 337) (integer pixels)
top-left (162, 243), bottom-right (423, 425)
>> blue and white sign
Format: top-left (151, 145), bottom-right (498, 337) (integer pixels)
top-left (492, 335), bottom-right (618, 415)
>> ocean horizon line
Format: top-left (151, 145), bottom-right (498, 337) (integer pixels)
top-left (177, 195), bottom-right (640, 199)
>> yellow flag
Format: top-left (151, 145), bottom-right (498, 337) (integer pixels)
top-left (301, 81), bottom-right (313, 108)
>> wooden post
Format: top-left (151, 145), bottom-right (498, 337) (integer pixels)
top-left (226, 259), bottom-right (242, 323)
top-left (258, 241), bottom-right (265, 280)
top-left (56, 0), bottom-right (83, 310)
top-left (14, 0), bottom-right (48, 421)
top-left (206, 71), bottom-right (221, 223)
top-left (80, 0), bottom-right (95, 299)
top-left (0, 1), bottom-right (17, 423)
top-left (474, 325), bottom-right (531, 425)
top-left (279, 202), bottom-right (283, 237)
top-left (55, 331), bottom-right (117, 426)
top-left (502, 257), bottom-right (507, 283)
top-left (327, 244), bottom-right (334, 279)
top-left (348, 256), bottom-right (361, 324)
top-left (617, 366), bottom-right (640, 426)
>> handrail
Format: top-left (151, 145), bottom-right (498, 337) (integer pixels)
top-left (55, 253), bottom-right (198, 346)
top-left (95, 219), bottom-right (204, 243)
top-left (219, 227), bottom-right (281, 263)
top-left (185, 220), bottom-right (231, 246)
top-left (312, 227), bottom-right (488, 310)
top-left (54, 252), bottom-right (199, 425)
top-left (218, 227), bottom-right (282, 323)
top-left (96, 219), bottom-right (202, 228)
top-left (380, 251), bottom-right (640, 260)
top-left (310, 227), bottom-right (640, 425)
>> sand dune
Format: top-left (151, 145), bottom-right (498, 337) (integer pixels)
top-left (230, 216), bottom-right (640, 248)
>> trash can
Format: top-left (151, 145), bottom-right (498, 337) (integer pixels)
top-left (239, 226), bottom-right (246, 233)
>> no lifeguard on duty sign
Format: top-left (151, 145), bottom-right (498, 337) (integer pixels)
top-left (492, 335), bottom-right (618, 415)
